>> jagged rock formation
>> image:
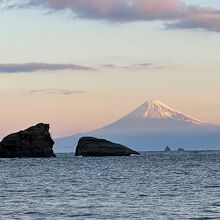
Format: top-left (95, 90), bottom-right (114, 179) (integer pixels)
top-left (0, 123), bottom-right (56, 158)
top-left (75, 137), bottom-right (139, 156)
top-left (164, 146), bottom-right (171, 152)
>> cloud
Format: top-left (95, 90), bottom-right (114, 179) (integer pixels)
top-left (0, 63), bottom-right (95, 73)
top-left (125, 63), bottom-right (164, 70)
top-left (23, 89), bottom-right (86, 95)
top-left (102, 62), bottom-right (164, 70)
top-left (0, 62), bottom-right (162, 74)
top-left (102, 64), bottom-right (118, 68)
top-left (6, 0), bottom-right (220, 32)
top-left (166, 10), bottom-right (220, 31)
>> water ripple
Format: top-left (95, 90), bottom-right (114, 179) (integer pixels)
top-left (0, 151), bottom-right (220, 219)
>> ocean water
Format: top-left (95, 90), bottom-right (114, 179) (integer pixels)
top-left (1, 152), bottom-right (220, 220)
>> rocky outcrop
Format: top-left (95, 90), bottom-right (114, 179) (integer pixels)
top-left (177, 148), bottom-right (185, 152)
top-left (75, 137), bottom-right (139, 156)
top-left (164, 146), bottom-right (171, 152)
top-left (0, 123), bottom-right (56, 158)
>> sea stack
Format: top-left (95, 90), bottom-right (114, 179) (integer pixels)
top-left (0, 123), bottom-right (56, 158)
top-left (164, 146), bottom-right (171, 152)
top-left (75, 137), bottom-right (139, 156)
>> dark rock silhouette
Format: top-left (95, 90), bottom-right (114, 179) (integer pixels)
top-left (177, 148), bottom-right (185, 152)
top-left (75, 137), bottom-right (139, 156)
top-left (0, 123), bottom-right (56, 158)
top-left (164, 146), bottom-right (171, 152)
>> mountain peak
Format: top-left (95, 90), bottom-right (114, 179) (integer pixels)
top-left (126, 99), bottom-right (204, 125)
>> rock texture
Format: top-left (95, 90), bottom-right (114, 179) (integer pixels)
top-left (0, 123), bottom-right (56, 158)
top-left (75, 137), bottom-right (139, 156)
top-left (164, 146), bottom-right (171, 152)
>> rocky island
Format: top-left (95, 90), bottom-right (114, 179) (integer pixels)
top-left (177, 148), bottom-right (185, 152)
top-left (0, 123), bottom-right (56, 158)
top-left (75, 137), bottom-right (139, 156)
top-left (164, 146), bottom-right (171, 152)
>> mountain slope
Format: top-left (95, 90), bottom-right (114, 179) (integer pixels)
top-left (54, 100), bottom-right (220, 152)
top-left (93, 100), bottom-right (208, 133)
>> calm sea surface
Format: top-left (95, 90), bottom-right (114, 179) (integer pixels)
top-left (1, 152), bottom-right (220, 220)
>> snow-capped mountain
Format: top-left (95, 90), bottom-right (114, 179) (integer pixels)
top-left (54, 100), bottom-right (220, 152)
top-left (125, 100), bottom-right (203, 124)
top-left (92, 100), bottom-right (210, 134)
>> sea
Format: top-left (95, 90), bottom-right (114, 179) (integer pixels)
top-left (0, 151), bottom-right (220, 220)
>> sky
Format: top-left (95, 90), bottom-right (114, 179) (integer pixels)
top-left (0, 0), bottom-right (220, 138)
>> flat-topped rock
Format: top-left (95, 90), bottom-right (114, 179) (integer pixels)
top-left (0, 123), bottom-right (56, 158)
top-left (75, 137), bottom-right (139, 156)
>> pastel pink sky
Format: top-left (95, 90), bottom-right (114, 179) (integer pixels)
top-left (0, 0), bottom-right (220, 139)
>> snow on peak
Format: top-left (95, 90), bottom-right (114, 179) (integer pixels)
top-left (126, 99), bottom-right (204, 125)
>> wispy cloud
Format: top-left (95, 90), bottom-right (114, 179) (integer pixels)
top-left (123, 63), bottom-right (164, 70)
top-left (102, 64), bottom-right (118, 69)
top-left (102, 62), bottom-right (164, 70)
top-left (4, 0), bottom-right (220, 32)
top-left (0, 63), bottom-right (95, 73)
top-left (0, 62), bottom-right (163, 74)
top-left (22, 89), bottom-right (86, 95)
